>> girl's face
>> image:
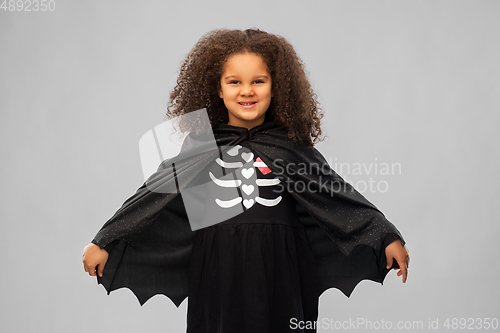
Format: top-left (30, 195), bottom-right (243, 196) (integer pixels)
top-left (219, 52), bottom-right (273, 130)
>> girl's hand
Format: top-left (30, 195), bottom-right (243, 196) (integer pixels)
top-left (82, 243), bottom-right (109, 278)
top-left (385, 239), bottom-right (410, 283)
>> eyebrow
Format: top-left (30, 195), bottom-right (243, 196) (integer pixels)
top-left (223, 75), bottom-right (269, 80)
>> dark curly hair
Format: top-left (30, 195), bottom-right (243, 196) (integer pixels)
top-left (166, 28), bottom-right (324, 148)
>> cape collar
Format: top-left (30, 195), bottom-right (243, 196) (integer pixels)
top-left (213, 119), bottom-right (279, 141)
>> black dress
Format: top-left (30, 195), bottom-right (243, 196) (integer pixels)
top-left (186, 142), bottom-right (321, 332)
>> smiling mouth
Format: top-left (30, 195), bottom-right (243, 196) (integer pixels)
top-left (239, 102), bottom-right (257, 105)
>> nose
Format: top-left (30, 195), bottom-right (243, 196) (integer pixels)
top-left (239, 84), bottom-right (254, 96)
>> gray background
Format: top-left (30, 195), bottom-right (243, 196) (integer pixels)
top-left (1, 0), bottom-right (499, 332)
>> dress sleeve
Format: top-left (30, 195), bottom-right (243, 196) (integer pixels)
top-left (91, 238), bottom-right (120, 254)
top-left (382, 232), bottom-right (401, 249)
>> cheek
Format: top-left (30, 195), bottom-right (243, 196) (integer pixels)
top-left (263, 87), bottom-right (273, 99)
top-left (222, 88), bottom-right (236, 100)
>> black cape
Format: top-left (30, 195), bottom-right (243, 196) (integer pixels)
top-left (91, 119), bottom-right (406, 307)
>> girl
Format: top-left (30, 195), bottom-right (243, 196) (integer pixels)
top-left (83, 28), bottom-right (410, 333)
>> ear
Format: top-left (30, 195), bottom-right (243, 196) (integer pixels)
top-left (219, 88), bottom-right (223, 99)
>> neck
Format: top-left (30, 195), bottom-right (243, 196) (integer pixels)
top-left (227, 115), bottom-right (266, 130)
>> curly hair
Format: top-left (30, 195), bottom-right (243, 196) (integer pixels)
top-left (166, 28), bottom-right (324, 148)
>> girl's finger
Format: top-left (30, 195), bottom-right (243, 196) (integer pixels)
top-left (97, 264), bottom-right (104, 278)
top-left (401, 263), bottom-right (408, 283)
top-left (395, 257), bottom-right (408, 283)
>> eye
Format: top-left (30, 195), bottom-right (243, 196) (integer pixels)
top-left (229, 80), bottom-right (239, 84)
top-left (253, 80), bottom-right (264, 84)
